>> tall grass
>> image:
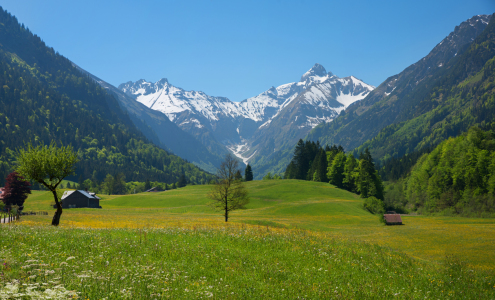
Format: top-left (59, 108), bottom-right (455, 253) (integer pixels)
top-left (1, 224), bottom-right (493, 299)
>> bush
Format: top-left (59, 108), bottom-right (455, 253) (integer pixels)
top-left (363, 196), bottom-right (385, 215)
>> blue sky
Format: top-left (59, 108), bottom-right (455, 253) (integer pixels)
top-left (2, 0), bottom-right (494, 101)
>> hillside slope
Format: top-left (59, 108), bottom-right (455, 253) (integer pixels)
top-left (74, 66), bottom-right (223, 173)
top-left (308, 14), bottom-right (492, 160)
top-left (0, 7), bottom-right (213, 185)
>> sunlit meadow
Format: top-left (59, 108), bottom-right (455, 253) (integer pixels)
top-left (1, 180), bottom-right (495, 298)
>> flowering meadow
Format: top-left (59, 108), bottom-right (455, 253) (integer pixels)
top-left (2, 180), bottom-right (494, 298)
top-left (0, 223), bottom-right (494, 299)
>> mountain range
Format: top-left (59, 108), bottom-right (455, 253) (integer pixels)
top-left (1, 5), bottom-right (493, 184)
top-left (118, 64), bottom-right (373, 177)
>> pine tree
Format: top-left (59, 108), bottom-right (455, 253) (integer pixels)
top-left (316, 149), bottom-right (328, 182)
top-left (144, 179), bottom-right (152, 191)
top-left (245, 164), bottom-right (253, 181)
top-left (178, 174), bottom-right (187, 188)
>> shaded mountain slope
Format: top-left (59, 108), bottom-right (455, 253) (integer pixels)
top-left (74, 66), bottom-right (223, 173)
top-left (308, 15), bottom-right (492, 154)
top-left (0, 7), bottom-right (213, 185)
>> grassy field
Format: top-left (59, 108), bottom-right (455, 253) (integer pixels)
top-left (1, 180), bottom-right (494, 298)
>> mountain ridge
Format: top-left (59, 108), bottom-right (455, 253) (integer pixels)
top-left (119, 63), bottom-right (373, 172)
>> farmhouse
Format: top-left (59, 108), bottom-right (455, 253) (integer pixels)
top-left (383, 212), bottom-right (403, 225)
top-left (56, 190), bottom-right (102, 209)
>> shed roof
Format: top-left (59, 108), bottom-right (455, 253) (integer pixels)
top-left (61, 190), bottom-right (100, 201)
top-left (384, 214), bottom-right (403, 224)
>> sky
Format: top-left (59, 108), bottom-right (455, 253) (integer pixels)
top-left (2, 0), bottom-right (494, 102)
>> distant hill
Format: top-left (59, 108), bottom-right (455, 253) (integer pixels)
top-left (308, 14), bottom-right (494, 162)
top-left (0, 7), bottom-right (214, 185)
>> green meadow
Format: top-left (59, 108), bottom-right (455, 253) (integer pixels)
top-left (1, 180), bottom-right (494, 298)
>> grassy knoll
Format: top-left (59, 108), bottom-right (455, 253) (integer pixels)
top-left (2, 180), bottom-right (493, 298)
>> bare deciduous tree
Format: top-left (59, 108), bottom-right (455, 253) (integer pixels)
top-left (208, 153), bottom-right (249, 222)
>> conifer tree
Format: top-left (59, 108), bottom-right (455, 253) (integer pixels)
top-left (245, 164), bottom-right (253, 181)
top-left (178, 174), bottom-right (187, 188)
top-left (144, 179), bottom-right (152, 191)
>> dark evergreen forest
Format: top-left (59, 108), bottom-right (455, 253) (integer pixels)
top-left (284, 139), bottom-right (384, 201)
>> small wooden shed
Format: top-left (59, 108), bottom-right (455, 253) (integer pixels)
top-left (383, 212), bottom-right (403, 225)
top-left (56, 190), bottom-right (101, 209)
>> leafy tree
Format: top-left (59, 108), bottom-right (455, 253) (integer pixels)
top-left (208, 153), bottom-right (249, 222)
top-left (363, 196), bottom-right (385, 214)
top-left (2, 171), bottom-right (31, 212)
top-left (328, 152), bottom-right (347, 188)
top-left (263, 172), bottom-right (273, 180)
top-left (103, 174), bottom-right (114, 195)
top-left (16, 142), bottom-right (78, 226)
top-left (112, 173), bottom-right (127, 195)
top-left (342, 153), bottom-right (358, 192)
top-left (245, 164), bottom-right (253, 181)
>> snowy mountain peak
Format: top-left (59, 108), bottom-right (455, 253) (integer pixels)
top-left (156, 78), bottom-right (169, 86)
top-left (301, 63), bottom-right (329, 81)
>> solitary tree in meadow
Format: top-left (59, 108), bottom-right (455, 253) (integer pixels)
top-left (208, 153), bottom-right (249, 222)
top-left (16, 142), bottom-right (79, 226)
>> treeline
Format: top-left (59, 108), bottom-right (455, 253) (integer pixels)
top-left (0, 7), bottom-right (214, 186)
top-left (385, 126), bottom-right (495, 217)
top-left (284, 140), bottom-right (383, 200)
top-left (78, 173), bottom-right (189, 195)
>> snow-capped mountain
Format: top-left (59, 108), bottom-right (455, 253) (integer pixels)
top-left (119, 64), bottom-right (374, 164)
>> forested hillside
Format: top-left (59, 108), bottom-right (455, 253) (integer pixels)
top-left (385, 126), bottom-right (495, 217)
top-left (0, 7), bottom-right (214, 186)
top-left (308, 14), bottom-right (494, 163)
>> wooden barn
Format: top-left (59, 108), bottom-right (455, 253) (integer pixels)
top-left (56, 190), bottom-right (102, 209)
top-left (383, 212), bottom-right (403, 225)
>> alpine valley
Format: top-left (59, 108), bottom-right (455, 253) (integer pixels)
top-left (117, 64), bottom-right (373, 178)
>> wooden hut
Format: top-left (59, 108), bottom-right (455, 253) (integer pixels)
top-left (55, 190), bottom-right (101, 209)
top-left (383, 212), bottom-right (402, 225)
